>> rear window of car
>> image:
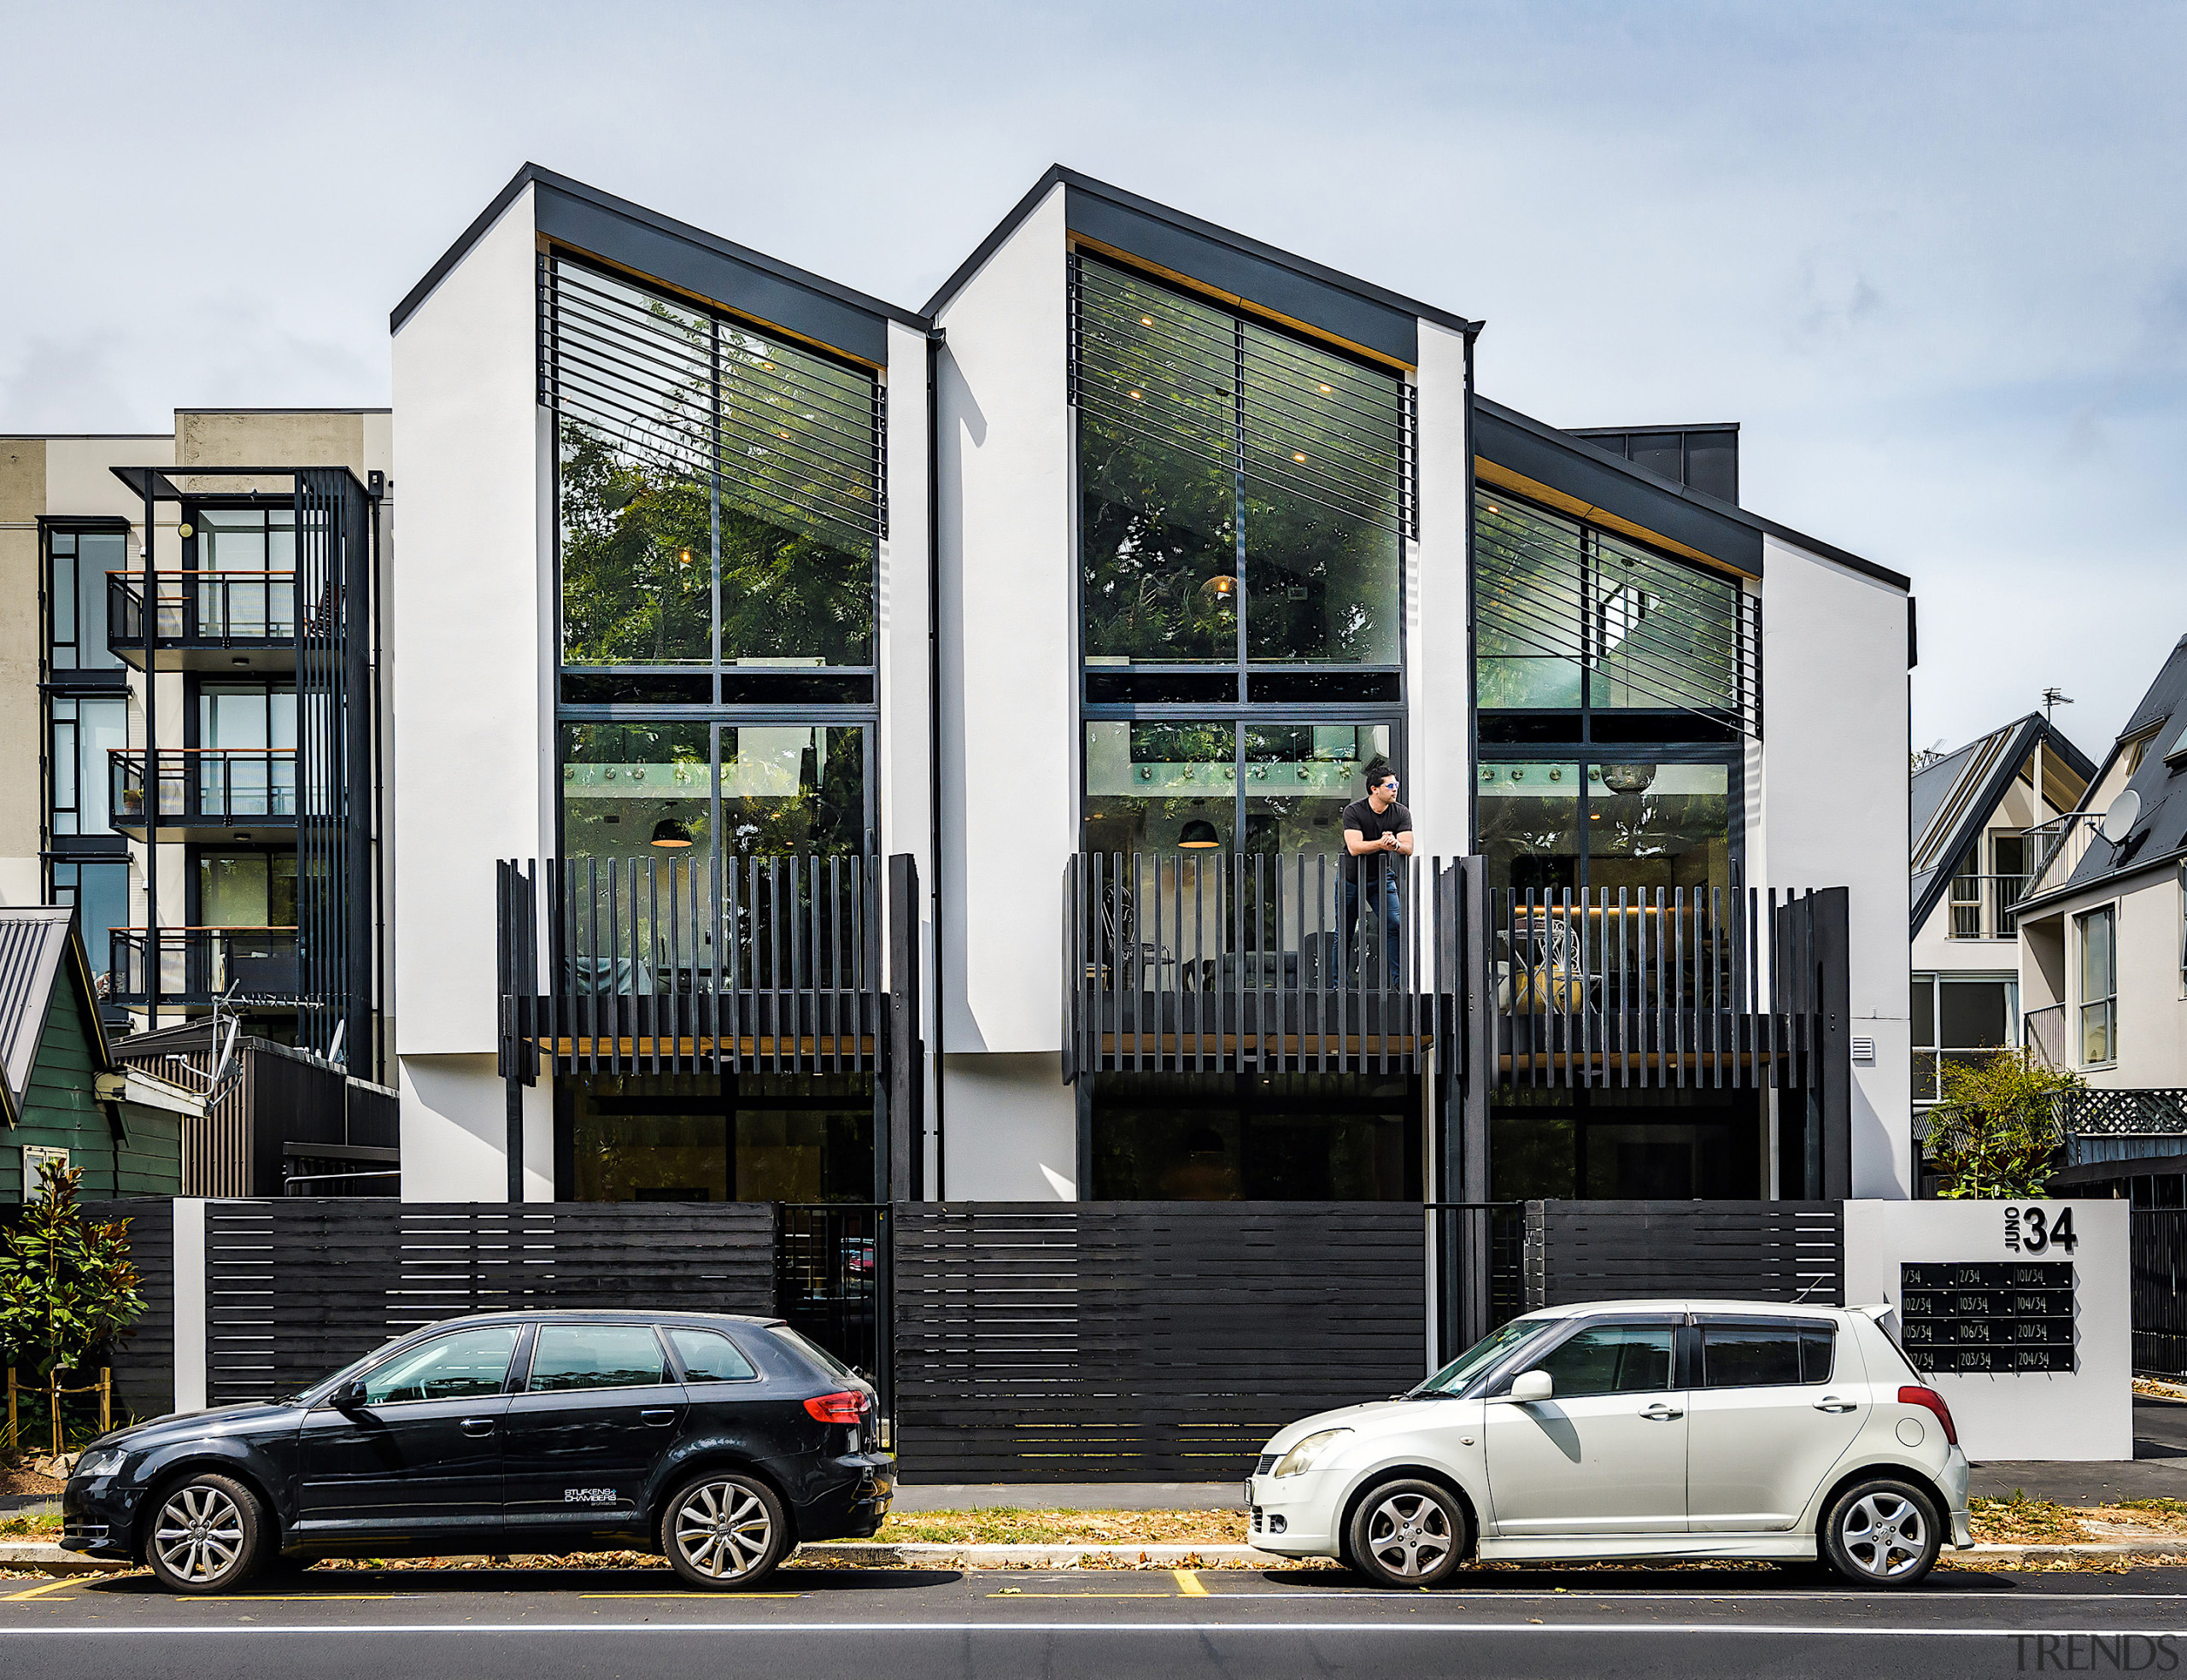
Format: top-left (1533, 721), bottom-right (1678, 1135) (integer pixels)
top-left (1700, 1322), bottom-right (1834, 1388)
top-left (527, 1324), bottom-right (669, 1392)
top-left (669, 1327), bottom-right (759, 1384)
top-left (768, 1325), bottom-right (859, 1382)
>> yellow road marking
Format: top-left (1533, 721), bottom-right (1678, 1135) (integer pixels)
top-left (1172, 1570), bottom-right (1208, 1596)
top-left (221, 1595), bottom-right (399, 1602)
top-left (984, 1591), bottom-right (1176, 1599)
top-left (2, 1577), bottom-right (81, 1601)
top-left (580, 1592), bottom-right (806, 1600)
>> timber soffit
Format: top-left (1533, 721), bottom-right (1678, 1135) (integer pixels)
top-left (1475, 397), bottom-right (1914, 593)
top-left (1908, 714), bottom-right (2097, 936)
top-left (389, 163), bottom-right (930, 362)
top-left (921, 165), bottom-right (1485, 359)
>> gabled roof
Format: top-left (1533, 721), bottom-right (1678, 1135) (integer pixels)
top-left (0, 907), bottom-right (114, 1129)
top-left (923, 166), bottom-right (1482, 364)
top-left (391, 164), bottom-right (929, 366)
top-left (1908, 714), bottom-right (2096, 934)
top-left (1475, 398), bottom-right (1914, 591)
top-left (2034, 635), bottom-right (2187, 904)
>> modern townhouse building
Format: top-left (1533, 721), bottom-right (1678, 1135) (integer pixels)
top-left (0, 411), bottom-right (390, 1091)
top-left (2012, 635), bottom-right (2187, 1203)
top-left (1907, 714), bottom-right (2094, 1127)
top-left (389, 161), bottom-right (1916, 1258)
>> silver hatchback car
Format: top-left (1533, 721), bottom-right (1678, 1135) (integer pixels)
top-left (1248, 1301), bottom-right (1971, 1589)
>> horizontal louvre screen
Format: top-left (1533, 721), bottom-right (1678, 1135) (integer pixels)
top-left (540, 255), bottom-right (884, 552)
top-left (1476, 490), bottom-right (1760, 734)
top-left (1071, 253), bottom-right (1415, 541)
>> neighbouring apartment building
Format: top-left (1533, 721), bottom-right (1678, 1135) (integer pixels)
top-left (2009, 636), bottom-right (2187, 1203)
top-left (0, 412), bottom-right (391, 1091)
top-left (1907, 713), bottom-right (2093, 1133)
top-left (385, 162), bottom-right (1916, 1230)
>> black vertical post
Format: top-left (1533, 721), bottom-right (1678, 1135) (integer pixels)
top-left (1815, 887), bottom-right (1853, 1199)
top-left (140, 477), bottom-right (158, 1032)
top-left (1458, 856), bottom-right (1492, 1348)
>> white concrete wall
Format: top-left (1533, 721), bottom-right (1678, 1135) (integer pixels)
top-left (399, 1053), bottom-right (553, 1201)
top-left (390, 183), bottom-right (546, 1076)
top-left (878, 319), bottom-right (939, 1173)
top-left (940, 1052), bottom-right (1078, 1199)
top-left (1844, 1198), bottom-right (2131, 1461)
top-left (2047, 867), bottom-right (2187, 1089)
top-left (1758, 533), bottom-right (1913, 1197)
top-left (1408, 324), bottom-right (1472, 855)
top-left (931, 184), bottom-right (1072, 1060)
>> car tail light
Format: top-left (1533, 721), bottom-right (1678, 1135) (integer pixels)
top-left (804, 1390), bottom-right (866, 1425)
top-left (1898, 1384), bottom-right (1958, 1446)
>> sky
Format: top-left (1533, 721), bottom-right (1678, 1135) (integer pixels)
top-left (3, 0), bottom-right (2181, 760)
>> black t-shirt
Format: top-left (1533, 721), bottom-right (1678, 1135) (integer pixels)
top-left (1341, 798), bottom-right (1413, 882)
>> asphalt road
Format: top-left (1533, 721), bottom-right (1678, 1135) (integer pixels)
top-left (9, 1563), bottom-right (2187, 1679)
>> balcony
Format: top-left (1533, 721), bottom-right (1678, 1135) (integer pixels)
top-left (108, 927), bottom-right (302, 1010)
top-left (2024, 1003), bottom-right (2067, 1070)
top-left (1063, 853), bottom-right (1848, 1089)
top-left (109, 748), bottom-right (297, 841)
top-left (107, 571), bottom-right (297, 671)
top-left (1944, 872), bottom-right (2031, 940)
top-left (495, 854), bottom-right (918, 1078)
top-left (2023, 812), bottom-right (2104, 901)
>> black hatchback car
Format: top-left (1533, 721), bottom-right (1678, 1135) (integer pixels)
top-left (61, 1310), bottom-right (892, 1593)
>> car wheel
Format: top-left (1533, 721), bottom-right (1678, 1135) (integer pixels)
top-left (1819, 1478), bottom-right (1942, 1589)
top-left (144, 1472), bottom-right (266, 1594)
top-left (662, 1472), bottom-right (790, 1589)
top-left (1346, 1478), bottom-right (1468, 1589)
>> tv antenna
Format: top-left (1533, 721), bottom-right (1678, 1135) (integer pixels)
top-left (2041, 687), bottom-right (2073, 723)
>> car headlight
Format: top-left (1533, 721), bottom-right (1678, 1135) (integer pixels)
top-left (1273, 1428), bottom-right (1351, 1478)
top-left (74, 1448), bottom-right (130, 1480)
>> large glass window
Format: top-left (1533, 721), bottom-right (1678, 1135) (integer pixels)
top-left (51, 860), bottom-right (130, 985)
top-left (196, 683), bottom-right (297, 818)
top-left (2079, 905), bottom-right (2117, 1064)
top-left (197, 852), bottom-right (298, 929)
top-left (1088, 1073), bottom-right (1418, 1200)
top-left (560, 1071), bottom-right (875, 1203)
top-left (551, 260), bottom-right (879, 676)
top-left (560, 723), bottom-right (866, 867)
top-left (47, 530), bottom-right (126, 671)
top-left (1075, 256), bottom-right (1407, 694)
top-left (1910, 975), bottom-right (2016, 1103)
top-left (1477, 759), bottom-right (1730, 895)
top-left (1084, 721), bottom-right (1389, 858)
top-left (194, 506), bottom-right (296, 640)
top-left (1475, 491), bottom-right (1751, 724)
top-left (49, 695), bottom-right (128, 837)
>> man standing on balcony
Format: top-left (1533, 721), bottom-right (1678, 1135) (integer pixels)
top-left (1342, 764), bottom-right (1412, 987)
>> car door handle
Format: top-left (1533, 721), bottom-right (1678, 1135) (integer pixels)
top-left (640, 1408), bottom-right (677, 1426)
top-left (1639, 1403), bottom-right (1684, 1420)
top-left (460, 1418), bottom-right (496, 1437)
top-left (1813, 1396), bottom-right (1859, 1413)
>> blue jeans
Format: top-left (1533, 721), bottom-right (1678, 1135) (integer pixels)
top-left (1341, 874), bottom-right (1403, 987)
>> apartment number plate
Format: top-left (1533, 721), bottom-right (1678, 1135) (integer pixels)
top-left (1898, 1261), bottom-right (2075, 1374)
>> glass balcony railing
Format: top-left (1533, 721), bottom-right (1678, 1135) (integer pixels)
top-left (109, 748), bottom-right (298, 836)
top-left (108, 927), bottom-right (302, 1007)
top-left (107, 571), bottom-right (297, 668)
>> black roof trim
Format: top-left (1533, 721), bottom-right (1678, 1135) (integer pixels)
top-left (1909, 714), bottom-right (2098, 934)
top-left (921, 166), bottom-right (1482, 359)
top-left (390, 164), bottom-right (928, 365)
top-left (1476, 398), bottom-right (1912, 591)
top-left (1567, 422), bottom-right (1743, 436)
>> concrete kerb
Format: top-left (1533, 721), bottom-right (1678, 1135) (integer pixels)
top-left (11, 1537), bottom-right (2187, 1578)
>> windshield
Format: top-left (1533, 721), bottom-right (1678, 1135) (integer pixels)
top-left (1412, 1318), bottom-right (1555, 1396)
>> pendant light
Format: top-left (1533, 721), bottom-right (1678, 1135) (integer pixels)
top-left (650, 815), bottom-right (695, 848)
top-left (1176, 820), bottom-right (1222, 849)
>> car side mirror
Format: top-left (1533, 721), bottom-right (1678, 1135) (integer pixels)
top-left (331, 1379), bottom-right (369, 1412)
top-left (1510, 1369), bottom-right (1554, 1402)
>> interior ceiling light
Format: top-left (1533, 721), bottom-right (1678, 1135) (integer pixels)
top-left (1177, 819), bottom-right (1222, 849)
top-left (1200, 575), bottom-right (1237, 598)
top-left (1317, 383), bottom-right (1334, 395)
top-left (1140, 315), bottom-right (1154, 327)
top-left (1293, 452), bottom-right (1309, 464)
top-left (1128, 389), bottom-right (1145, 401)
top-left (1601, 763), bottom-right (1658, 794)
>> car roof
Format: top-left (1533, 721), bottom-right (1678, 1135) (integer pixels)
top-left (413, 1309), bottom-right (789, 1330)
top-left (1522, 1298), bottom-right (1850, 1322)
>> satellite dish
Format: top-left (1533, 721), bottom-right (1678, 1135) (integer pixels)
top-left (2099, 788), bottom-right (2143, 845)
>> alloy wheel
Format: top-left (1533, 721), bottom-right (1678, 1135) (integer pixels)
top-left (1363, 1491), bottom-right (1454, 1579)
top-left (1838, 1490), bottom-right (1927, 1579)
top-left (673, 1480), bottom-right (775, 1580)
top-left (152, 1485), bottom-right (247, 1585)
